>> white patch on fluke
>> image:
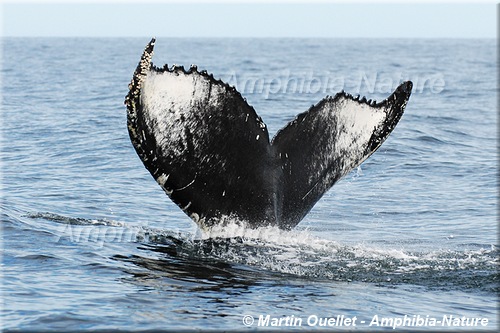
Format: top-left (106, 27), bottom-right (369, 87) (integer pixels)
top-left (140, 70), bottom-right (225, 158)
top-left (335, 98), bottom-right (386, 165)
top-left (308, 97), bottom-right (388, 185)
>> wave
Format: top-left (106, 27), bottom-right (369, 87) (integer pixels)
top-left (24, 212), bottom-right (127, 227)
top-left (27, 212), bottom-right (499, 292)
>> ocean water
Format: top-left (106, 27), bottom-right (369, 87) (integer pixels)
top-left (1, 38), bottom-right (497, 331)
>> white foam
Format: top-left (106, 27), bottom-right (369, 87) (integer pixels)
top-left (198, 216), bottom-right (340, 251)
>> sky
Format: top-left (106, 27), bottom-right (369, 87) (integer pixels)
top-left (1, 1), bottom-right (497, 38)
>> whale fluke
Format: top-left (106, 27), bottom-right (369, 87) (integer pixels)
top-left (125, 38), bottom-right (412, 230)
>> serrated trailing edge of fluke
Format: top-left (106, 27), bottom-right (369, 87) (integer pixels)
top-left (328, 80), bottom-right (412, 110)
top-left (125, 38), bottom-right (411, 117)
top-left (336, 91), bottom-right (378, 108)
top-left (125, 38), bottom-right (243, 109)
top-left (151, 62), bottom-right (241, 97)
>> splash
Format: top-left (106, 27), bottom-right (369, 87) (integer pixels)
top-left (171, 219), bottom-right (498, 291)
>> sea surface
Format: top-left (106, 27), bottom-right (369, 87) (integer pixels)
top-left (1, 38), bottom-right (498, 331)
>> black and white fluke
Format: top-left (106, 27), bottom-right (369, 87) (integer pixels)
top-left (125, 38), bottom-right (412, 230)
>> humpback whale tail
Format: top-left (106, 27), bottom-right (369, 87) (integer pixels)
top-left (125, 38), bottom-right (412, 230)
